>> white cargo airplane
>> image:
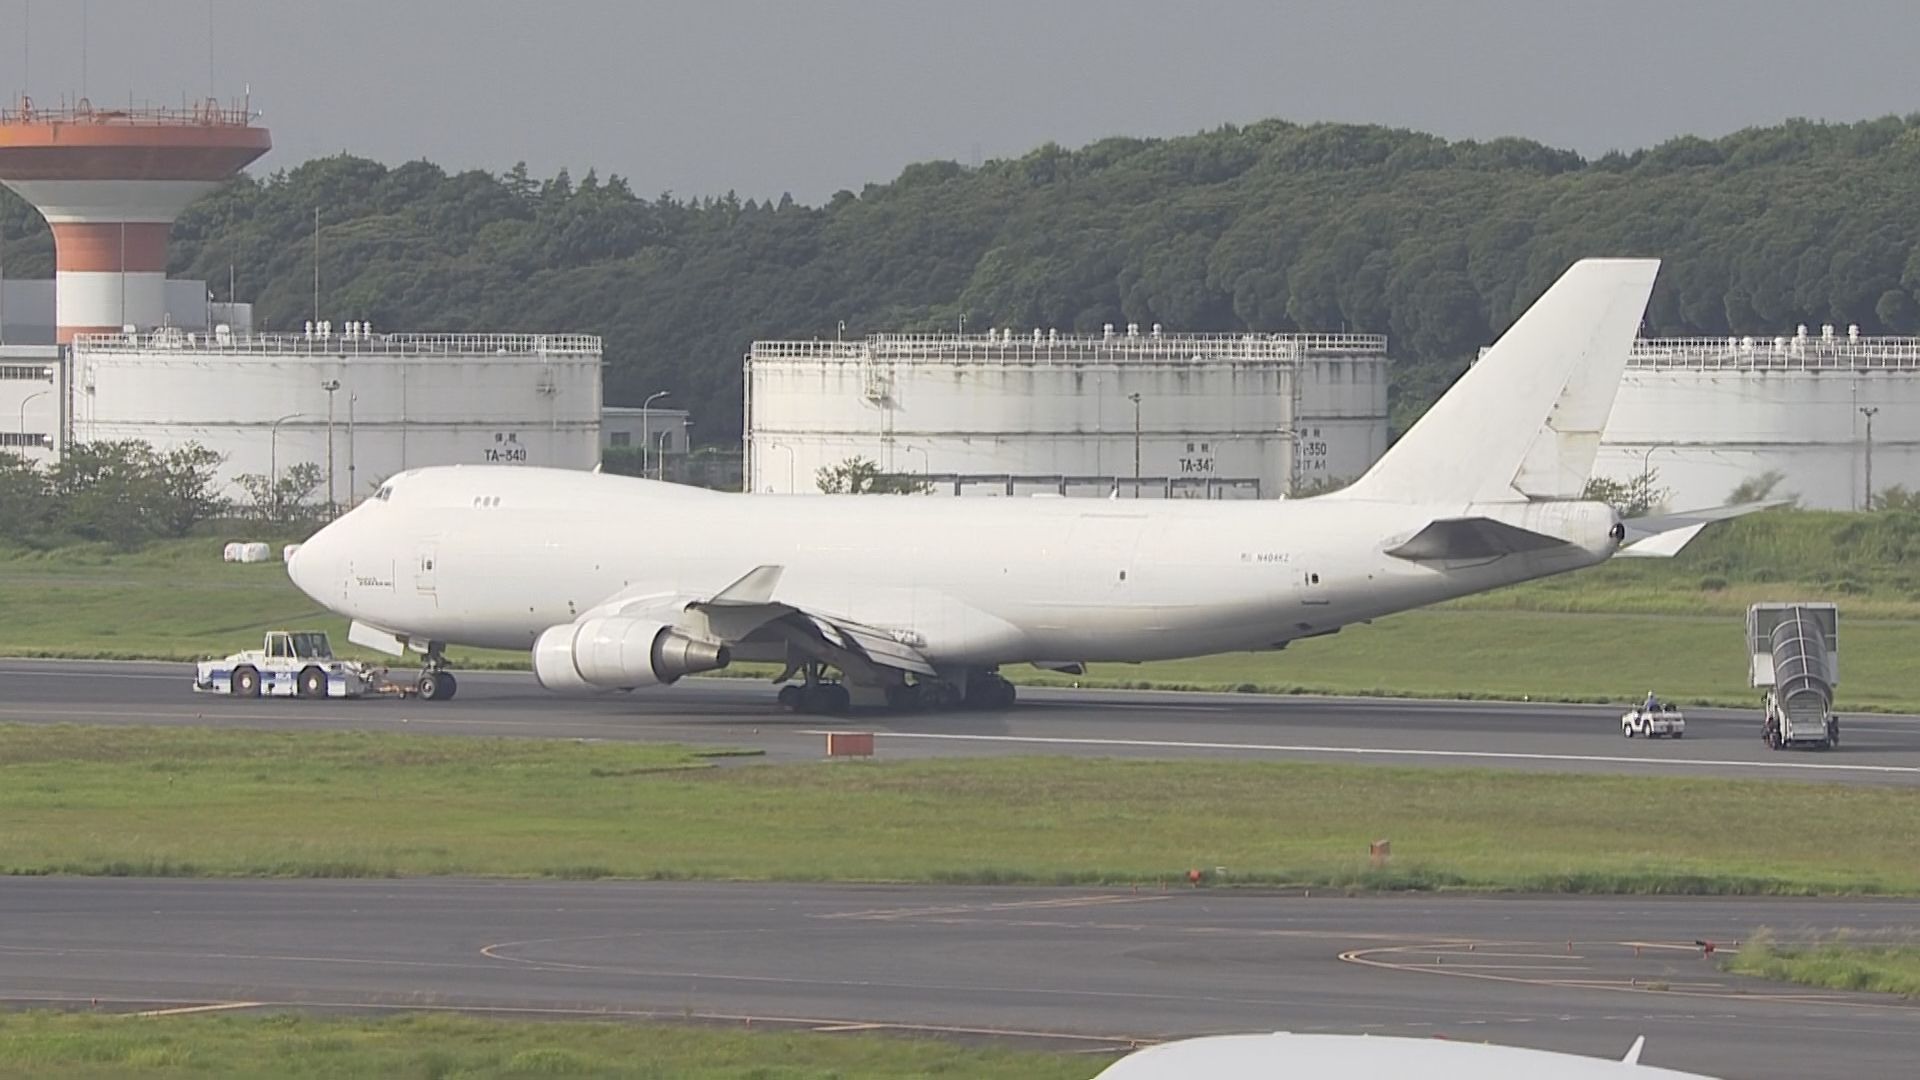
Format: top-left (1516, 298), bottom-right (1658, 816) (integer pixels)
top-left (1094, 1032), bottom-right (1721, 1078)
top-left (288, 258), bottom-right (1722, 709)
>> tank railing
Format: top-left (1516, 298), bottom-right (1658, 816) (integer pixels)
top-left (70, 330), bottom-right (603, 356)
top-left (752, 332), bottom-right (1387, 364)
top-left (1631, 336), bottom-right (1920, 371)
top-left (2, 96), bottom-right (259, 127)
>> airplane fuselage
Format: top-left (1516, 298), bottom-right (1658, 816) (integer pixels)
top-left (291, 466), bottom-right (1620, 669)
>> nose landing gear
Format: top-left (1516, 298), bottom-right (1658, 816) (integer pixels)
top-left (415, 644), bottom-right (458, 701)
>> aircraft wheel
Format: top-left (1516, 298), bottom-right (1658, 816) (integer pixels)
top-left (418, 671), bottom-right (456, 702)
top-left (777, 684), bottom-right (803, 711)
top-left (297, 666), bottom-right (328, 699)
top-left (919, 680), bottom-right (962, 711)
top-left (233, 665), bottom-right (261, 698)
top-left (884, 683), bottom-right (922, 712)
top-left (798, 683), bottom-right (848, 716)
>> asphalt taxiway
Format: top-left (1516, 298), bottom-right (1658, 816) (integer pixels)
top-left (3, 878), bottom-right (1917, 1078)
top-left (5, 659), bottom-right (1920, 782)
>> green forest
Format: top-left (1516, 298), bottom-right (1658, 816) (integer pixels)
top-left (6, 115), bottom-right (1920, 440)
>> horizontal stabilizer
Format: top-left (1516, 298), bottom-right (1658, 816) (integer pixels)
top-left (1617, 523), bottom-right (1708, 558)
top-left (1386, 516), bottom-right (1574, 561)
top-left (1617, 500), bottom-right (1785, 559)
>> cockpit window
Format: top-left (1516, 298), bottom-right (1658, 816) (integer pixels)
top-left (374, 485), bottom-right (393, 502)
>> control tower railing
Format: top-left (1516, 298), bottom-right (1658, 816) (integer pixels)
top-left (1, 97), bottom-right (259, 128)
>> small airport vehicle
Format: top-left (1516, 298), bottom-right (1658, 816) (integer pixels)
top-left (1748, 603), bottom-right (1840, 750)
top-left (193, 630), bottom-right (375, 699)
top-left (1621, 703), bottom-right (1685, 738)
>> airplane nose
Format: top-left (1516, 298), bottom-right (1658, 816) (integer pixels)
top-left (286, 520), bottom-right (345, 604)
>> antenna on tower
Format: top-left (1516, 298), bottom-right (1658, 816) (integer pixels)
top-left (207, 0), bottom-right (216, 99)
top-left (21, 0), bottom-right (30, 100)
top-left (312, 207), bottom-right (321, 328)
top-left (81, 0), bottom-right (89, 99)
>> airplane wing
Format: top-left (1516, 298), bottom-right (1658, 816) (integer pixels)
top-left (1616, 500), bottom-right (1785, 559)
top-left (591, 566), bottom-right (939, 678)
top-left (1385, 516), bottom-right (1577, 561)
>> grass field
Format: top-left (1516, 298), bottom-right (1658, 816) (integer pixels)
top-left (1726, 932), bottom-right (1920, 998)
top-left (0, 1011), bottom-right (1107, 1079)
top-left (5, 725), bottom-right (1919, 894)
top-left (6, 513), bottom-right (1920, 710)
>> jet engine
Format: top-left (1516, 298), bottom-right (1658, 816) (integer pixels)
top-left (532, 616), bottom-right (731, 693)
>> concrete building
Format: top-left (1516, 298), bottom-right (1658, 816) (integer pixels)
top-left (602, 405), bottom-right (690, 457)
top-left (0, 343), bottom-right (63, 466)
top-left (744, 328), bottom-right (1390, 497)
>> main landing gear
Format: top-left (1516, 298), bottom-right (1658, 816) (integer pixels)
top-left (777, 663), bottom-right (851, 715)
top-left (778, 666), bottom-right (1017, 715)
top-left (415, 644), bottom-right (458, 702)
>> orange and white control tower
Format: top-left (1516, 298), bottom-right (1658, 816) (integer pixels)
top-left (0, 97), bottom-right (270, 343)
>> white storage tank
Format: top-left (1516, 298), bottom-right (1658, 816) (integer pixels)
top-left (1595, 330), bottom-right (1920, 511)
top-left (70, 328), bottom-right (603, 506)
top-left (745, 330), bottom-right (1388, 497)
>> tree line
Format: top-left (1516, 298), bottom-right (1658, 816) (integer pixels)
top-left (7, 115), bottom-right (1920, 439)
top-left (0, 442), bottom-right (331, 548)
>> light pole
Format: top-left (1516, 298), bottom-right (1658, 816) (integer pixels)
top-left (269, 412), bottom-right (307, 519)
top-left (1127, 392), bottom-right (1142, 498)
top-left (640, 389), bottom-right (669, 476)
top-left (320, 378), bottom-right (341, 515)
top-left (18, 388), bottom-right (49, 441)
top-left (656, 429), bottom-right (671, 482)
top-left (1861, 406), bottom-right (1879, 511)
top-left (346, 392), bottom-right (358, 508)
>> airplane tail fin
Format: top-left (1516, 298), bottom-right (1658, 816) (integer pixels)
top-left (1337, 258), bottom-right (1659, 505)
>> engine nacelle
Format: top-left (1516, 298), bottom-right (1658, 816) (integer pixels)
top-left (531, 616), bottom-right (731, 693)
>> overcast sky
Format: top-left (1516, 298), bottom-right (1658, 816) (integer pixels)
top-left (5, 0), bottom-right (1918, 203)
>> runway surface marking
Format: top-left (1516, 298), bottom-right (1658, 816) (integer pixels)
top-left (815, 894), bottom-right (1170, 920)
top-left (131, 1002), bottom-right (263, 1017)
top-left (1341, 941), bottom-right (1920, 1011)
top-left (822, 731), bottom-right (1920, 775)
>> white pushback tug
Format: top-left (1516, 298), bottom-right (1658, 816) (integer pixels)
top-left (193, 630), bottom-right (378, 699)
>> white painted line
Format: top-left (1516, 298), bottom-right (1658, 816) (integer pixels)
top-left (131, 1001), bottom-right (262, 1017)
top-left (815, 731), bottom-right (1920, 775)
